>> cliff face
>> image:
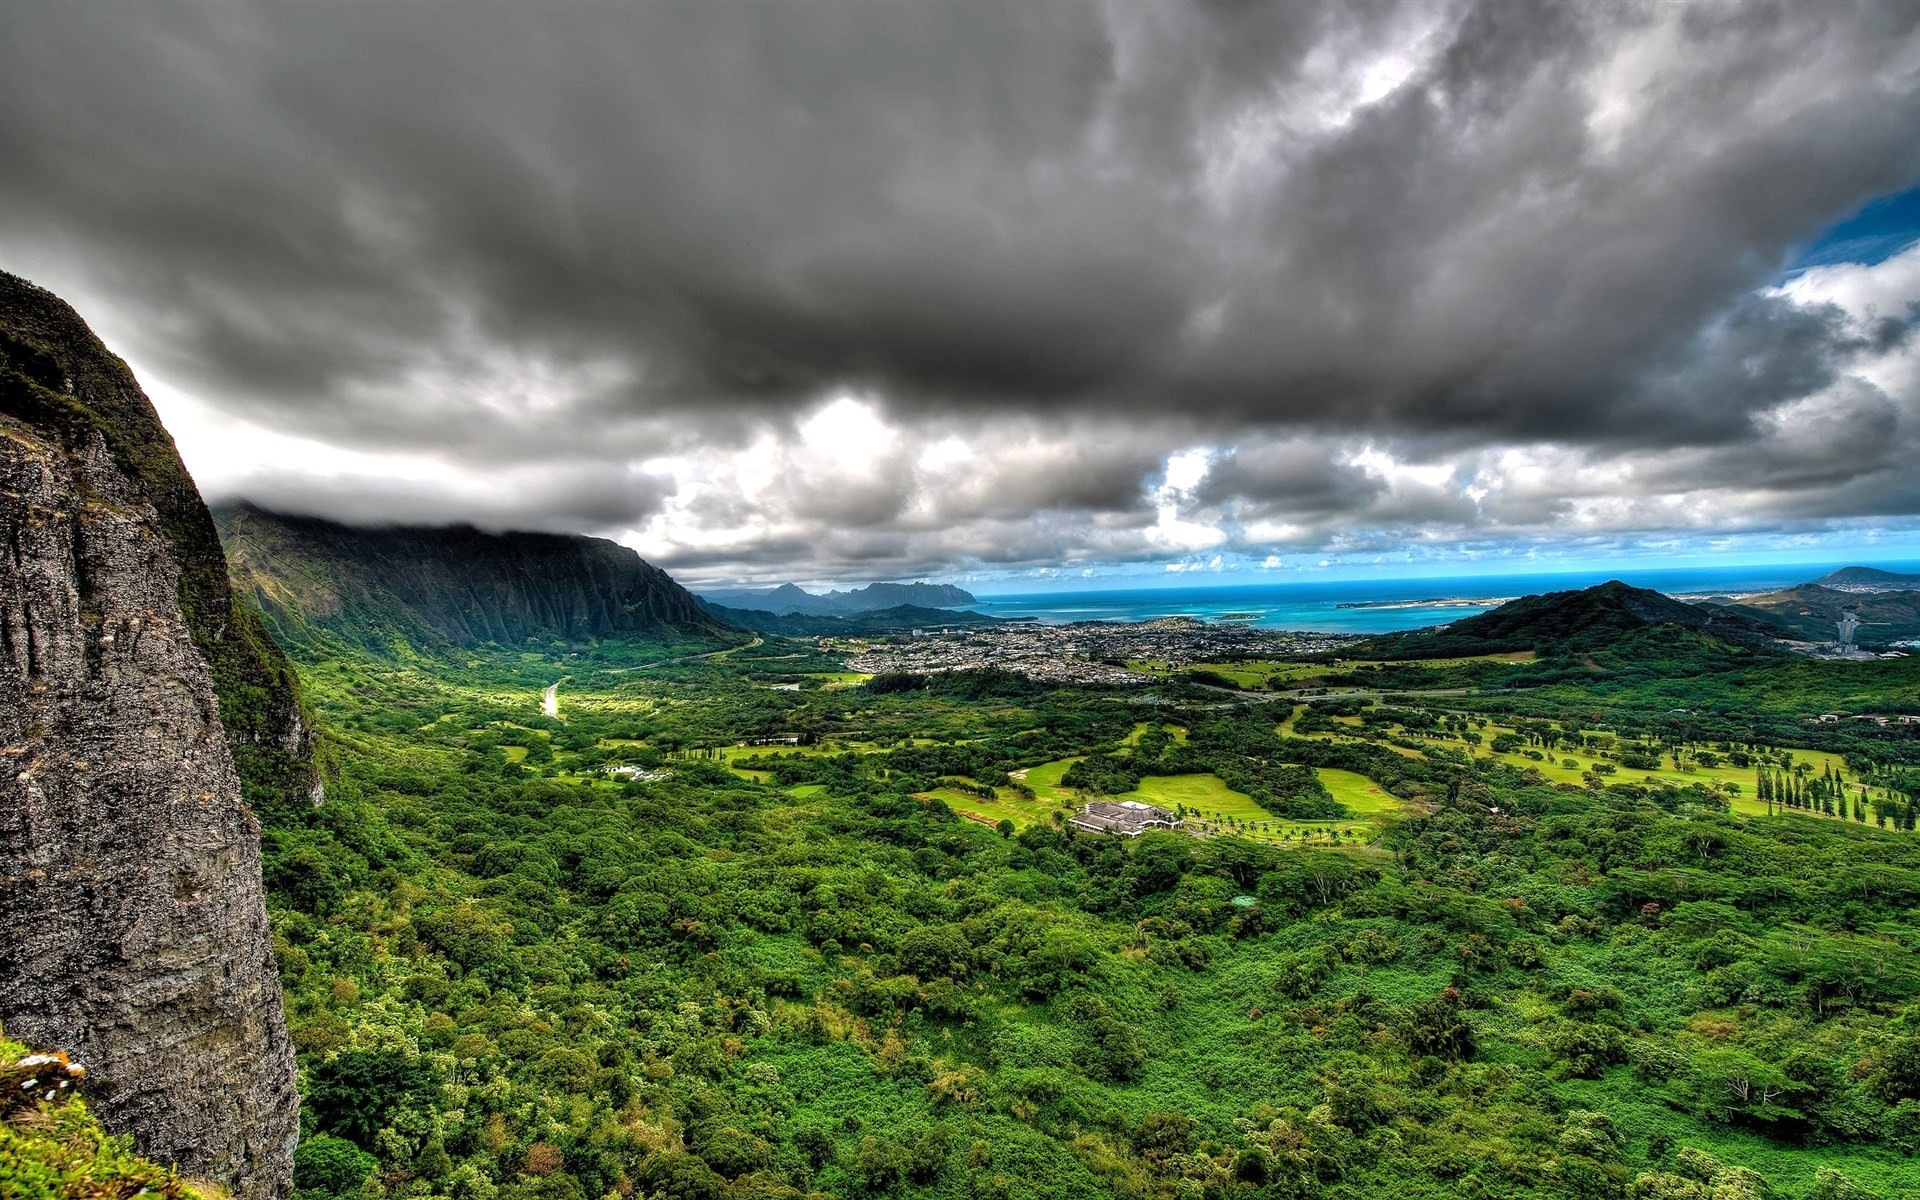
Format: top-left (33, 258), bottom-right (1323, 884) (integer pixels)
top-left (0, 273), bottom-right (300, 1198)
top-left (0, 276), bottom-right (318, 818)
top-left (219, 503), bottom-right (737, 652)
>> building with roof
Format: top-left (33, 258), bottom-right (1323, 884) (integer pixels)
top-left (1069, 799), bottom-right (1182, 837)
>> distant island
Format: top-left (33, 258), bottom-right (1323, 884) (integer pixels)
top-left (1336, 596), bottom-right (1515, 610)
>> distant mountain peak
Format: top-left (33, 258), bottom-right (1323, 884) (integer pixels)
top-left (1351, 579), bottom-right (1782, 658)
top-left (698, 579), bottom-right (977, 617)
top-left (1810, 565), bottom-right (1920, 591)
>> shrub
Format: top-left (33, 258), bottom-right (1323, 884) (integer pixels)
top-left (294, 1133), bottom-right (378, 1195)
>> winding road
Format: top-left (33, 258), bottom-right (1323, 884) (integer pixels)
top-left (542, 681), bottom-right (560, 719)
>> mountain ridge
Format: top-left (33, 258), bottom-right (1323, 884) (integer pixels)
top-left (698, 598), bottom-right (1002, 636)
top-left (699, 579), bottom-right (977, 616)
top-left (217, 502), bottom-right (738, 653)
top-left (1713, 582), bottom-right (1920, 645)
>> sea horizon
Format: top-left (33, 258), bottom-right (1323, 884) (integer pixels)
top-left (962, 559), bottom-right (1920, 634)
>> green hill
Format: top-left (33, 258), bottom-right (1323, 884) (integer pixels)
top-left (1717, 583), bottom-right (1920, 645)
top-left (1350, 579), bottom-right (1784, 659)
top-left (1810, 565), bottom-right (1920, 591)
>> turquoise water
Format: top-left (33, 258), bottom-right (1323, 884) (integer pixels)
top-left (966, 562), bottom-right (1920, 634)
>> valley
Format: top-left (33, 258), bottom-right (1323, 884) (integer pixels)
top-left (10, 13), bottom-right (1920, 1200)
top-left (226, 514), bottom-right (1920, 1200)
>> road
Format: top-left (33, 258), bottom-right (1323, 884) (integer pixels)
top-left (542, 681), bottom-right (560, 719)
top-left (1188, 680), bottom-right (1480, 704)
top-left (604, 635), bottom-right (764, 672)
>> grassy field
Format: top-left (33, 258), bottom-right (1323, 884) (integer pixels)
top-left (1349, 650), bottom-right (1537, 667)
top-left (919, 785), bottom-right (1061, 830)
top-left (1121, 770), bottom-right (1409, 847)
top-left (1123, 721), bottom-right (1188, 745)
top-left (1127, 772), bottom-right (1252, 812)
top-left (1011, 756), bottom-right (1082, 803)
top-left (1355, 719), bottom-right (1874, 828)
top-left (1435, 723), bottom-right (1851, 790)
top-left (1315, 767), bottom-right (1404, 816)
top-left (804, 672), bottom-right (873, 689)
top-left (1126, 650), bottom-right (1536, 691)
top-left (927, 757), bottom-right (1410, 844)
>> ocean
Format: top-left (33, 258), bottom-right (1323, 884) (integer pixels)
top-left (966, 561), bottom-right (1920, 635)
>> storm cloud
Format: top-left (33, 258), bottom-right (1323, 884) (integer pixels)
top-left (2, 0), bottom-right (1918, 582)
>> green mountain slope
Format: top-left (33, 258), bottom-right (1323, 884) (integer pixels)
top-left (256, 612), bottom-right (1920, 1200)
top-left (1350, 580), bottom-right (1784, 659)
top-left (217, 503), bottom-right (738, 654)
top-left (1719, 584), bottom-right (1920, 645)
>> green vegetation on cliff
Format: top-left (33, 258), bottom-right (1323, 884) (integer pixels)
top-left (0, 1038), bottom-right (213, 1200)
top-left (217, 504), bottom-right (737, 659)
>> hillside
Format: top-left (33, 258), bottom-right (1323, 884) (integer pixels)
top-left (217, 504), bottom-right (738, 653)
top-left (1350, 579), bottom-right (1785, 659)
top-left (1811, 565), bottom-right (1920, 591)
top-left (700, 579), bottom-right (978, 615)
top-left (1718, 583), bottom-right (1920, 645)
top-left (700, 598), bottom-right (1002, 636)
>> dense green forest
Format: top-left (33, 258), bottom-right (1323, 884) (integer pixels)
top-left (255, 624), bottom-right (1920, 1200)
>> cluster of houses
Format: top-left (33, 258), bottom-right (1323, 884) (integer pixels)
top-left (843, 619), bottom-right (1355, 686)
top-left (1813, 713), bottom-right (1920, 726)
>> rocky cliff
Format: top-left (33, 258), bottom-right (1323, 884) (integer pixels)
top-left (0, 272), bottom-right (300, 1198)
top-left (218, 503), bottom-right (737, 652)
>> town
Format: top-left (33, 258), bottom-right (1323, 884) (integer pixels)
top-left (836, 616), bottom-right (1358, 685)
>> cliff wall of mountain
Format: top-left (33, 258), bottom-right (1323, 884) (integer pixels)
top-left (219, 503), bottom-right (735, 651)
top-left (0, 271), bottom-right (300, 1199)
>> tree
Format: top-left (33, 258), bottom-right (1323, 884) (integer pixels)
top-left (1692, 1046), bottom-right (1805, 1126)
top-left (293, 1133), bottom-right (376, 1195)
top-left (307, 1050), bottom-right (438, 1148)
top-left (852, 1136), bottom-right (908, 1193)
top-left (1405, 990), bottom-right (1476, 1060)
top-left (897, 924), bottom-right (972, 980)
top-left (638, 1153), bottom-right (728, 1200)
top-left (1133, 1110), bottom-right (1192, 1160)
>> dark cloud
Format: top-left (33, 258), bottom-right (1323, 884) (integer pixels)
top-left (208, 460), bottom-right (674, 533)
top-left (1200, 440), bottom-right (1385, 516)
top-left (2, 0), bottom-right (1919, 578)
